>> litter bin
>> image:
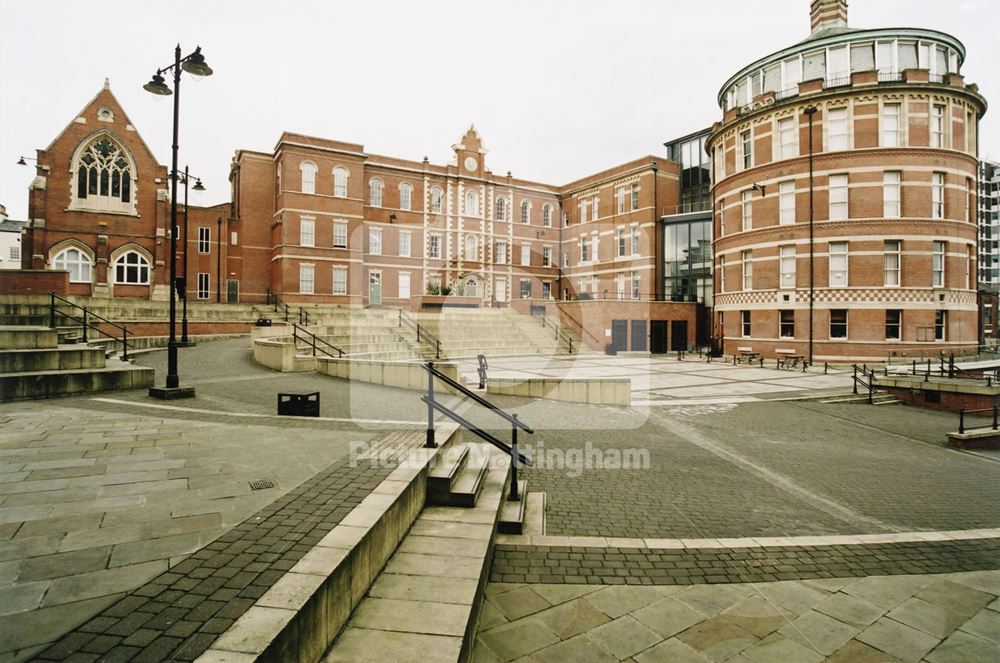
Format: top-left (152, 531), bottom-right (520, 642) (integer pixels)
top-left (277, 392), bottom-right (320, 417)
top-left (605, 343), bottom-right (617, 356)
top-left (256, 318), bottom-right (272, 327)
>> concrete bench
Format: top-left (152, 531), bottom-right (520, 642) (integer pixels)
top-left (735, 348), bottom-right (761, 365)
top-left (947, 429), bottom-right (1000, 449)
top-left (776, 349), bottom-right (805, 370)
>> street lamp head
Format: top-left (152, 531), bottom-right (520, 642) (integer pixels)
top-left (143, 73), bottom-right (172, 96)
top-left (192, 178), bottom-right (206, 191)
top-left (16, 156), bottom-right (26, 166)
top-left (181, 47), bottom-right (213, 77)
top-left (803, 106), bottom-right (818, 116)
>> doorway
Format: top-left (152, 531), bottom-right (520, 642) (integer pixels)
top-left (650, 320), bottom-right (668, 354)
top-left (369, 271), bottom-right (382, 306)
top-left (226, 279), bottom-right (239, 304)
top-left (671, 320), bottom-right (688, 351)
top-left (611, 319), bottom-right (627, 353)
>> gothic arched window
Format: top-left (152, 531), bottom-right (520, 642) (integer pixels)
top-left (73, 135), bottom-right (135, 213)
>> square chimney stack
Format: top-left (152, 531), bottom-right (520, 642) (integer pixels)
top-left (810, 0), bottom-right (848, 34)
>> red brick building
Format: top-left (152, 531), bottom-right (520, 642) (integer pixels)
top-left (709, 0), bottom-right (987, 361)
top-left (20, 81), bottom-right (233, 303)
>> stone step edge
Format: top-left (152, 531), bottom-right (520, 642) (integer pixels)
top-left (196, 424), bottom-right (460, 663)
top-left (494, 527), bottom-right (1000, 550)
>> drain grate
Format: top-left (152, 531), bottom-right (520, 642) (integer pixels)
top-left (249, 479), bottom-right (275, 491)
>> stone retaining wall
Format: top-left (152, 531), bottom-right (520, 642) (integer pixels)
top-left (487, 377), bottom-right (630, 406)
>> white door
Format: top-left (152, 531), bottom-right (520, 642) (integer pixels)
top-left (495, 278), bottom-right (507, 302)
top-left (369, 271), bottom-right (381, 306)
top-left (399, 272), bottom-right (411, 299)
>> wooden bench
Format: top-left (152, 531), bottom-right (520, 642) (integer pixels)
top-left (735, 347), bottom-right (761, 365)
top-left (776, 349), bottom-right (805, 370)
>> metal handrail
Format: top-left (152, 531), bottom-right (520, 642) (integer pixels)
top-left (852, 364), bottom-right (876, 404)
top-left (958, 405), bottom-right (999, 434)
top-left (399, 309), bottom-right (441, 359)
top-left (422, 361), bottom-right (533, 502)
top-left (49, 292), bottom-right (131, 360)
top-left (549, 307), bottom-right (602, 347)
top-left (527, 304), bottom-right (575, 353)
top-left (268, 291), bottom-right (309, 326)
top-left (292, 324), bottom-right (344, 358)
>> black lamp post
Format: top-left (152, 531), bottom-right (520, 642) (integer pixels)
top-left (144, 45), bottom-right (213, 399)
top-left (178, 166), bottom-right (205, 346)
top-left (804, 106), bottom-right (817, 367)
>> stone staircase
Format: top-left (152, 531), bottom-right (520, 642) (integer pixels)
top-left (416, 308), bottom-right (578, 359)
top-left (820, 391), bottom-right (902, 405)
top-left (0, 325), bottom-right (153, 401)
top-left (199, 425), bottom-right (542, 663)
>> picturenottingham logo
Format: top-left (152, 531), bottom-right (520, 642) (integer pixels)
top-left (349, 439), bottom-right (650, 477)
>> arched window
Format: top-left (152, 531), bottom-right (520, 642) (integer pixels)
top-left (466, 278), bottom-right (478, 297)
top-left (400, 183), bottom-right (413, 211)
top-left (333, 167), bottom-right (349, 197)
top-left (113, 251), bottom-right (150, 285)
top-left (542, 204), bottom-right (553, 227)
top-left (496, 197), bottom-right (507, 221)
top-left (299, 161), bottom-right (317, 194)
top-left (72, 135), bottom-right (135, 213)
top-left (465, 191), bottom-right (478, 216)
top-left (520, 201), bottom-right (530, 224)
top-left (369, 179), bottom-right (383, 207)
top-left (430, 187), bottom-right (443, 214)
top-left (51, 246), bottom-right (93, 283)
top-left (465, 235), bottom-right (478, 260)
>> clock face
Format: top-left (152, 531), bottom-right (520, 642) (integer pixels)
top-left (464, 156), bottom-right (478, 172)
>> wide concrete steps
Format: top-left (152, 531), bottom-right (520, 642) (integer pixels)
top-left (322, 447), bottom-right (508, 663)
top-left (0, 360), bottom-right (154, 402)
top-left (820, 391), bottom-right (901, 405)
top-left (0, 344), bottom-right (106, 372)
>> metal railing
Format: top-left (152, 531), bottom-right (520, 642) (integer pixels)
top-left (421, 361), bottom-right (533, 502)
top-left (904, 355), bottom-right (1000, 386)
top-left (268, 290), bottom-right (310, 325)
top-left (292, 324), bottom-right (344, 358)
top-left (398, 309), bottom-right (441, 359)
top-left (528, 305), bottom-right (574, 353)
top-left (958, 405), bottom-right (999, 434)
top-left (852, 364), bottom-right (876, 404)
top-left (48, 292), bottom-right (131, 360)
top-left (552, 308), bottom-right (603, 348)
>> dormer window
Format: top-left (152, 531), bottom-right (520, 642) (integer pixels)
top-left (71, 135), bottom-right (136, 214)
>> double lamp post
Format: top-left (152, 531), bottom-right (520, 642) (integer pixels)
top-left (144, 45), bottom-right (212, 399)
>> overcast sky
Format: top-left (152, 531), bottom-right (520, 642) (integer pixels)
top-left (1, 0), bottom-right (996, 220)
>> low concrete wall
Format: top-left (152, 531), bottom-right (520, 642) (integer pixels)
top-left (1, 365), bottom-right (154, 402)
top-left (252, 338), bottom-right (317, 373)
top-left (200, 449), bottom-right (433, 662)
top-left (317, 357), bottom-right (461, 394)
top-left (487, 377), bottom-right (630, 406)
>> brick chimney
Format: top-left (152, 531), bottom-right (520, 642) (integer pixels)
top-left (810, 0), bottom-right (848, 34)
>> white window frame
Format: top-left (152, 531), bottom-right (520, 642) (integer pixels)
top-left (465, 190), bottom-right (478, 216)
top-left (616, 187), bottom-right (625, 214)
top-left (428, 234), bottom-right (441, 259)
top-left (829, 242), bottom-right (848, 287)
top-left (931, 104), bottom-right (946, 148)
top-left (496, 241), bottom-right (508, 265)
top-left (630, 271), bottom-right (640, 300)
top-left (399, 231), bottom-right (411, 257)
top-left (113, 251), bottom-right (150, 285)
top-left (542, 204), bottom-right (553, 227)
top-left (333, 167), bottom-right (348, 197)
top-left (932, 241), bottom-right (945, 287)
top-left (742, 250), bottom-right (753, 291)
top-left (591, 233), bottom-right (599, 263)
top-left (299, 264), bottom-right (315, 294)
top-left (630, 183), bottom-right (640, 211)
top-left (197, 272), bottom-right (209, 300)
top-left (740, 130), bottom-right (752, 170)
top-left (300, 216), bottom-right (315, 247)
top-left (300, 161), bottom-right (317, 195)
top-left (496, 197), bottom-right (506, 221)
top-left (779, 181), bottom-right (795, 225)
top-left (777, 117), bottom-right (797, 159)
top-left (52, 247), bottom-right (93, 283)
top-left (542, 246), bottom-right (552, 267)
top-left (333, 221), bottom-right (348, 248)
top-left (590, 195), bottom-right (599, 222)
top-left (520, 201), bottom-right (530, 224)
top-left (931, 172), bottom-right (945, 219)
top-left (430, 187), bottom-right (443, 214)
top-left (829, 174), bottom-right (848, 220)
top-left (741, 190), bottom-right (753, 231)
top-left (332, 266), bottom-right (348, 295)
top-left (779, 245), bottom-right (796, 289)
top-left (884, 240), bottom-right (901, 287)
top-left (883, 171), bottom-right (901, 218)
top-left (520, 243), bottom-right (530, 266)
top-left (881, 103), bottom-right (901, 147)
top-left (369, 227), bottom-right (382, 255)
top-left (398, 271), bottom-right (410, 299)
top-left (369, 179), bottom-right (383, 207)
top-left (617, 228), bottom-right (626, 257)
top-left (631, 225), bottom-right (640, 256)
top-left (197, 227), bottom-right (210, 253)
top-left (399, 183), bottom-right (412, 211)
top-left (827, 107), bottom-right (849, 151)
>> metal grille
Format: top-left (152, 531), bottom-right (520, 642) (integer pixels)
top-left (249, 479), bottom-right (275, 491)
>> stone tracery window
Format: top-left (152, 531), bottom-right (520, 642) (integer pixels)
top-left (114, 251), bottom-right (150, 285)
top-left (74, 135), bottom-right (135, 213)
top-left (51, 246), bottom-right (93, 283)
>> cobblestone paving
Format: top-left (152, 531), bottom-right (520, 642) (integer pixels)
top-left (474, 571), bottom-right (1000, 662)
top-left (491, 539), bottom-right (1000, 586)
top-left (30, 456), bottom-right (391, 662)
top-left (460, 393), bottom-right (1000, 538)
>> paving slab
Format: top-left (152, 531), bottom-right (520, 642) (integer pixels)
top-left (530, 633), bottom-right (618, 663)
top-left (776, 608), bottom-right (860, 655)
top-left (741, 632), bottom-right (825, 663)
top-left (350, 597), bottom-right (470, 637)
top-left (925, 630), bottom-right (1000, 663)
top-left (325, 628), bottom-right (461, 663)
top-left (531, 596), bottom-right (611, 639)
top-left (856, 616), bottom-right (940, 662)
top-left (585, 614), bottom-right (663, 659)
